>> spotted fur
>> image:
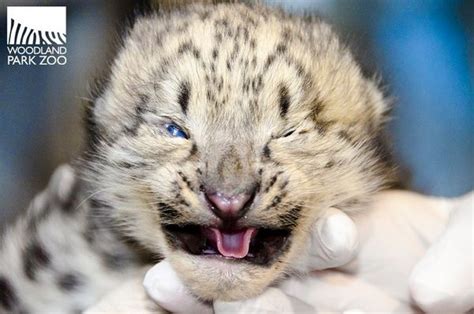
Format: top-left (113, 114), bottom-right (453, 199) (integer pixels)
top-left (0, 3), bottom-right (395, 312)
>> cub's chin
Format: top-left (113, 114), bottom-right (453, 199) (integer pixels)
top-left (168, 251), bottom-right (281, 301)
top-left (162, 224), bottom-right (293, 300)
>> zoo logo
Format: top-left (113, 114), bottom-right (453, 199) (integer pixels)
top-left (6, 6), bottom-right (67, 66)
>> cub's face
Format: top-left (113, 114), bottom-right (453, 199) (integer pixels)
top-left (85, 4), bottom-right (392, 301)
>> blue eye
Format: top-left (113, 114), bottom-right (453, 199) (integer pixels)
top-left (165, 123), bottom-right (188, 139)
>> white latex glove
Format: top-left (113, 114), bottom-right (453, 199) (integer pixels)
top-left (280, 191), bottom-right (473, 313)
top-left (85, 274), bottom-right (162, 314)
top-left (409, 191), bottom-right (474, 313)
top-left (144, 190), bottom-right (473, 313)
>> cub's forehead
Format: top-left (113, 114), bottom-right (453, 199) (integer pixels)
top-left (107, 4), bottom-right (329, 117)
top-left (99, 3), bottom-right (378, 135)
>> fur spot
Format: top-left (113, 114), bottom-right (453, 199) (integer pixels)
top-left (157, 202), bottom-right (181, 222)
top-left (136, 94), bottom-right (149, 113)
top-left (278, 205), bottom-right (302, 228)
top-left (126, 94), bottom-right (149, 136)
top-left (176, 195), bottom-right (190, 207)
top-left (0, 276), bottom-right (18, 311)
top-left (311, 100), bottom-right (324, 117)
top-left (254, 180), bottom-right (262, 193)
top-left (278, 85), bottom-right (290, 118)
top-left (264, 174), bottom-right (278, 193)
top-left (178, 171), bottom-right (194, 191)
top-left (189, 143), bottom-right (198, 158)
top-left (314, 120), bottom-right (333, 135)
top-left (117, 161), bottom-right (148, 169)
top-left (338, 130), bottom-right (353, 144)
top-left (122, 101), bottom-right (147, 136)
top-left (177, 41), bottom-right (200, 58)
top-left (276, 43), bottom-right (287, 54)
top-left (262, 144), bottom-right (271, 159)
top-left (212, 48), bottom-right (218, 59)
top-left (23, 241), bottom-right (51, 280)
top-left (264, 54), bottom-right (276, 71)
top-left (178, 81), bottom-right (191, 114)
top-left (295, 61), bottom-right (306, 78)
top-left (118, 161), bottom-right (133, 169)
top-left (269, 196), bottom-right (282, 208)
top-left (57, 273), bottom-right (82, 292)
top-left (324, 160), bottom-right (335, 168)
top-left (178, 41), bottom-right (193, 55)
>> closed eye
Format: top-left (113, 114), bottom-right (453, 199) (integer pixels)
top-left (165, 123), bottom-right (188, 139)
top-left (281, 129), bottom-right (295, 138)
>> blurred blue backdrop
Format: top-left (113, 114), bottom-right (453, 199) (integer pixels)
top-left (1, 0), bottom-right (473, 224)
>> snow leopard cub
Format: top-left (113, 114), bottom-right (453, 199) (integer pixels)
top-left (0, 3), bottom-right (395, 313)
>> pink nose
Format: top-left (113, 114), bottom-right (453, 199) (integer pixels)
top-left (205, 192), bottom-right (254, 219)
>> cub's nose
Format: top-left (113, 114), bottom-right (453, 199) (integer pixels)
top-left (205, 190), bottom-right (255, 220)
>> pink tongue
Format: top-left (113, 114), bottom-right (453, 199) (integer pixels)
top-left (209, 228), bottom-right (256, 258)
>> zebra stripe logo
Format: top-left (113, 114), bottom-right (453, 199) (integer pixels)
top-left (8, 19), bottom-right (66, 45)
top-left (7, 6), bottom-right (66, 45)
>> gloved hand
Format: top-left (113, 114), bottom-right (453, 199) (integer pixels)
top-left (409, 191), bottom-right (473, 313)
top-left (144, 190), bottom-right (473, 313)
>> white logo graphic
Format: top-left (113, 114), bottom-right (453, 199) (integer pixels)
top-left (6, 6), bottom-right (67, 65)
top-left (7, 6), bottom-right (66, 45)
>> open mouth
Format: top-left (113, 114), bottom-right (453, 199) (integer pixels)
top-left (163, 224), bottom-right (291, 265)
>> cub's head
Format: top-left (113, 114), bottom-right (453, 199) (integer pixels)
top-left (83, 3), bottom-right (394, 301)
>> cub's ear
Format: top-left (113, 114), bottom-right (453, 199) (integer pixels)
top-left (82, 14), bottom-right (162, 147)
top-left (83, 48), bottom-right (156, 148)
top-left (367, 79), bottom-right (391, 130)
top-left (307, 21), bottom-right (390, 131)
